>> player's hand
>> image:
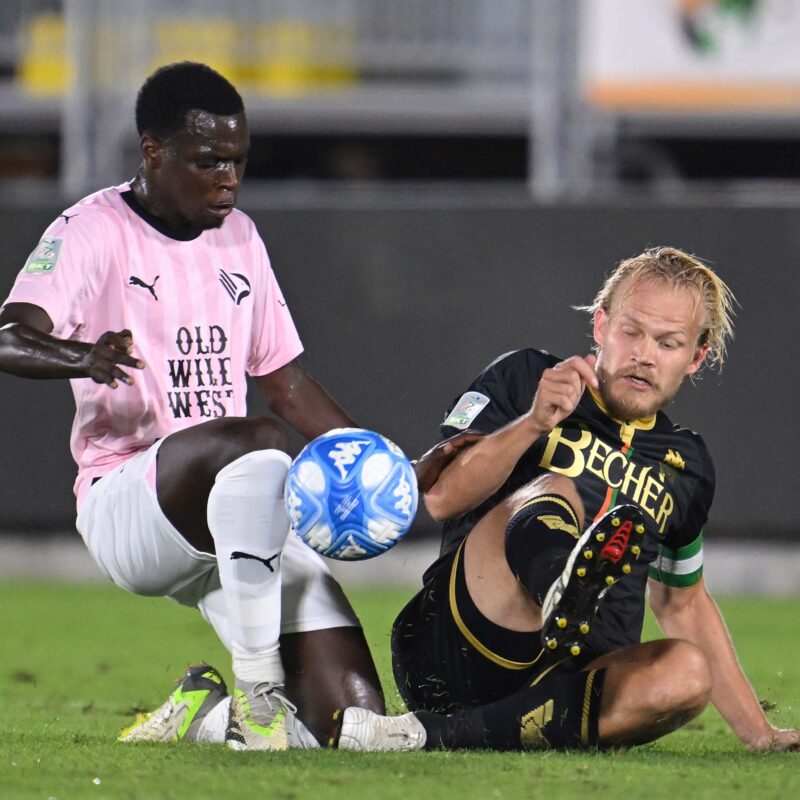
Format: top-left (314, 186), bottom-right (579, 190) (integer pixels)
top-left (529, 354), bottom-right (598, 432)
top-left (413, 429), bottom-right (485, 493)
top-left (746, 726), bottom-right (800, 752)
top-left (81, 329), bottom-right (145, 388)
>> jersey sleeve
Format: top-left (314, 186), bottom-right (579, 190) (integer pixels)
top-left (3, 212), bottom-right (106, 338)
top-left (439, 349), bottom-right (554, 440)
top-left (245, 231), bottom-right (304, 377)
top-left (648, 435), bottom-right (715, 589)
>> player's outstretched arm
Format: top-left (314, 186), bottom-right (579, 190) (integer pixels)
top-left (254, 358), bottom-right (356, 442)
top-left (424, 355), bottom-right (598, 521)
top-left (649, 577), bottom-right (799, 752)
top-left (0, 302), bottom-right (144, 387)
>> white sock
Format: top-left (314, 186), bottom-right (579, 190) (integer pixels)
top-left (207, 449), bottom-right (291, 686)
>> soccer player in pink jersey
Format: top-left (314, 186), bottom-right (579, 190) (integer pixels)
top-left (0, 62), bottom-right (384, 750)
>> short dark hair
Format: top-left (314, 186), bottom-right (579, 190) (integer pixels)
top-left (135, 61), bottom-right (244, 139)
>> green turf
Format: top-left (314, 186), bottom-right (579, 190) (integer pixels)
top-left (1, 581), bottom-right (798, 800)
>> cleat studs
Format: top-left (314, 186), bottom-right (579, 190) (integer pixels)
top-left (605, 575), bottom-right (615, 586)
top-left (583, 550), bottom-right (594, 560)
top-left (595, 533), bottom-right (605, 542)
top-left (556, 617), bottom-right (567, 629)
top-left (631, 545), bottom-right (641, 556)
top-left (579, 623), bottom-right (590, 634)
top-left (611, 517), bottom-right (621, 527)
top-left (576, 567), bottom-right (587, 577)
top-left (636, 524), bottom-right (645, 535)
top-left (546, 638), bottom-right (558, 650)
top-left (570, 645), bottom-right (581, 656)
top-left (622, 563), bottom-right (632, 574)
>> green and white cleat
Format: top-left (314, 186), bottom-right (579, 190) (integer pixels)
top-left (225, 683), bottom-right (295, 751)
top-left (118, 664), bottom-right (228, 743)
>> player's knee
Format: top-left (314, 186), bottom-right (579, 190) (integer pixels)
top-left (211, 417), bottom-right (289, 466)
top-left (650, 640), bottom-right (712, 716)
top-left (508, 473), bottom-right (584, 525)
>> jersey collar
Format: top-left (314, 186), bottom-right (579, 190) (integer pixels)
top-left (587, 384), bottom-right (657, 446)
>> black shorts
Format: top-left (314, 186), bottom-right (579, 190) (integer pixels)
top-left (392, 541), bottom-right (594, 714)
top-left (391, 517), bottom-right (651, 717)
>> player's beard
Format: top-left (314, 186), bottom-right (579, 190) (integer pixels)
top-left (597, 369), bottom-right (683, 421)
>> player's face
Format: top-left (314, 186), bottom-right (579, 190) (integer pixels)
top-left (145, 110), bottom-right (250, 231)
top-left (593, 278), bottom-right (709, 420)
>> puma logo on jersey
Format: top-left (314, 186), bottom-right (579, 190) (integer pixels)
top-left (219, 268), bottom-right (251, 305)
top-left (129, 274), bottom-right (159, 301)
top-left (536, 514), bottom-right (579, 538)
top-left (663, 450), bottom-right (685, 470)
top-left (230, 551), bottom-right (279, 572)
top-left (59, 213), bottom-right (79, 224)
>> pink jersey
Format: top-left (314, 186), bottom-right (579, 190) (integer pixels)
top-left (4, 183), bottom-right (303, 507)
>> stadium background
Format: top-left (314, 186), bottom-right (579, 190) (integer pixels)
top-left (0, 0), bottom-right (798, 592)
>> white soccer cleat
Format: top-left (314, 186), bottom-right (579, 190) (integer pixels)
top-left (118, 664), bottom-right (228, 743)
top-left (335, 708), bottom-right (427, 752)
top-left (225, 682), bottom-right (295, 751)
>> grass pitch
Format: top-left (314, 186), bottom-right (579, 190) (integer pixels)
top-left (1, 580), bottom-right (798, 800)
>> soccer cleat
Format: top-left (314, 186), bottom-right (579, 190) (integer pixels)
top-left (333, 707), bottom-right (427, 752)
top-left (540, 504), bottom-right (648, 660)
top-left (225, 683), bottom-right (295, 751)
top-left (118, 664), bottom-right (228, 743)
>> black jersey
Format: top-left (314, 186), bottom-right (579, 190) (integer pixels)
top-left (429, 348), bottom-right (714, 650)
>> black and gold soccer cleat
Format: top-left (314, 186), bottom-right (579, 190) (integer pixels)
top-left (540, 504), bottom-right (648, 660)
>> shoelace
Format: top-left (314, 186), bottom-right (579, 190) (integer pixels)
top-left (246, 683), bottom-right (298, 721)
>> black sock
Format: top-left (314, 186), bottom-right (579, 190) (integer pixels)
top-left (416, 667), bottom-right (605, 751)
top-left (504, 495), bottom-right (580, 605)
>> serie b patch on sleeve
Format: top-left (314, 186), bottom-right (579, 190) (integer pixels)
top-left (443, 391), bottom-right (490, 429)
top-left (25, 236), bottom-right (63, 274)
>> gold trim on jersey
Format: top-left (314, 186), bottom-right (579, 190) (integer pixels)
top-left (587, 385), bottom-right (656, 446)
top-left (449, 542), bottom-right (543, 671)
top-left (581, 669), bottom-right (598, 744)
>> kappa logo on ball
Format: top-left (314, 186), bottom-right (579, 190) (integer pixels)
top-left (327, 440), bottom-right (373, 481)
top-left (285, 428), bottom-right (419, 561)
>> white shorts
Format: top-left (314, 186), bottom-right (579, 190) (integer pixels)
top-left (75, 439), bottom-right (359, 634)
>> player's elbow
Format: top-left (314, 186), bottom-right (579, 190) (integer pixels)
top-left (423, 489), bottom-right (454, 522)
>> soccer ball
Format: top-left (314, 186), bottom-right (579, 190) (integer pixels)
top-left (284, 428), bottom-right (418, 560)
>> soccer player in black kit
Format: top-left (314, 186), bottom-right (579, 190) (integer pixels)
top-left (335, 246), bottom-right (800, 753)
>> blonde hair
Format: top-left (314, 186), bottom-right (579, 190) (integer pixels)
top-left (580, 246), bottom-right (736, 369)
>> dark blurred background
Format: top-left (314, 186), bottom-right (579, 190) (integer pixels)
top-left (1, 0), bottom-right (799, 547)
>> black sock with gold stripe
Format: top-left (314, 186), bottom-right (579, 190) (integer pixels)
top-left (505, 495), bottom-right (581, 605)
top-left (416, 666), bottom-right (605, 751)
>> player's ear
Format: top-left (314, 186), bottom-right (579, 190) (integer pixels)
top-left (140, 135), bottom-right (164, 168)
top-left (687, 342), bottom-right (710, 375)
top-left (593, 308), bottom-right (607, 347)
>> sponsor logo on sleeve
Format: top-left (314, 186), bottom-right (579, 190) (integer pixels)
top-left (443, 391), bottom-right (490, 429)
top-left (25, 237), bottom-right (63, 274)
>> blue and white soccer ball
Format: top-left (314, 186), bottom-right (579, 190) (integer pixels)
top-left (284, 428), bottom-right (418, 560)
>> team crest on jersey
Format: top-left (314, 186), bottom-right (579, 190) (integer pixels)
top-left (219, 269), bottom-right (251, 305)
top-left (25, 237), bottom-right (62, 274)
top-left (443, 391), bottom-right (490, 429)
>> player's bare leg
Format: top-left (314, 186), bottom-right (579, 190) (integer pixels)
top-left (593, 638), bottom-right (712, 746)
top-left (281, 627), bottom-right (385, 743)
top-left (154, 416), bottom-right (289, 554)
top-left (463, 472), bottom-right (585, 633)
top-left (158, 418), bottom-right (385, 744)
